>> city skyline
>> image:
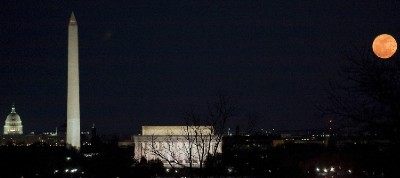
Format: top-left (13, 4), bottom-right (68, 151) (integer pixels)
top-left (1, 1), bottom-right (400, 134)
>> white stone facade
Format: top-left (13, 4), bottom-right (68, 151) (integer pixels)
top-left (134, 126), bottom-right (222, 168)
top-left (3, 105), bottom-right (23, 135)
top-left (66, 12), bottom-right (81, 150)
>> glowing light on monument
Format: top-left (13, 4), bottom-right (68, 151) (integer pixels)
top-left (66, 12), bottom-right (81, 150)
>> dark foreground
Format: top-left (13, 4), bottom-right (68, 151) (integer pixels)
top-left (0, 139), bottom-right (399, 178)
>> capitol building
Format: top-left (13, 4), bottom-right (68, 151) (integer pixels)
top-left (3, 104), bottom-right (23, 135)
top-left (0, 104), bottom-right (66, 146)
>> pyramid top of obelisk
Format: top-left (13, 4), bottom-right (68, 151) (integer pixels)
top-left (69, 12), bottom-right (77, 25)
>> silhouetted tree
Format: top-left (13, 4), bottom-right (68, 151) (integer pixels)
top-left (185, 93), bottom-right (234, 177)
top-left (148, 93), bottom-right (234, 177)
top-left (325, 49), bottom-right (400, 142)
top-left (325, 49), bottom-right (400, 177)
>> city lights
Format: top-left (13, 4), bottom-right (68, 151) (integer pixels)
top-left (0, 1), bottom-right (398, 178)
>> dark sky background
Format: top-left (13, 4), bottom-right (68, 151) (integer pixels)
top-left (1, 1), bottom-right (399, 134)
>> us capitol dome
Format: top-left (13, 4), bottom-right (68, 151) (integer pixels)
top-left (3, 104), bottom-right (23, 135)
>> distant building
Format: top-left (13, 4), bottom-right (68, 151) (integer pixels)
top-left (134, 126), bottom-right (222, 168)
top-left (3, 104), bottom-right (23, 135)
top-left (0, 133), bottom-right (65, 146)
top-left (223, 135), bottom-right (274, 151)
top-left (118, 137), bottom-right (135, 148)
top-left (0, 104), bottom-right (66, 146)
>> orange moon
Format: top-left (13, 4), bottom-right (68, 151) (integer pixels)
top-left (372, 34), bottom-right (397, 59)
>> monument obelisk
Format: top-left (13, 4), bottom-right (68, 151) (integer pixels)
top-left (66, 12), bottom-right (81, 150)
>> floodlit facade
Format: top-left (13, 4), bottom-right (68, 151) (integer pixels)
top-left (3, 104), bottom-right (23, 135)
top-left (66, 12), bottom-right (81, 150)
top-left (134, 126), bottom-right (222, 168)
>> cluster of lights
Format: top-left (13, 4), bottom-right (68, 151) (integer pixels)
top-left (362, 170), bottom-right (384, 176)
top-left (165, 168), bottom-right (178, 174)
top-left (64, 168), bottom-right (79, 173)
top-left (83, 142), bottom-right (92, 146)
top-left (48, 144), bottom-right (63, 147)
top-left (315, 167), bottom-right (335, 173)
top-left (83, 153), bottom-right (99, 158)
top-left (315, 166), bottom-right (335, 173)
top-left (315, 166), bottom-right (352, 175)
top-left (311, 134), bottom-right (330, 137)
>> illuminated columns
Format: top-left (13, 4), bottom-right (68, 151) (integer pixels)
top-left (66, 12), bottom-right (81, 150)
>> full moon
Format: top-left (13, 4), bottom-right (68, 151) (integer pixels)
top-left (372, 34), bottom-right (397, 59)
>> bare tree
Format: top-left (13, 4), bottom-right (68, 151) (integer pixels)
top-left (144, 94), bottom-right (234, 177)
top-left (148, 134), bottom-right (186, 169)
top-left (146, 125), bottom-right (220, 177)
top-left (325, 49), bottom-right (400, 142)
top-left (185, 93), bottom-right (235, 175)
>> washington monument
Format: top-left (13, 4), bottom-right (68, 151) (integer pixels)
top-left (66, 12), bottom-right (81, 150)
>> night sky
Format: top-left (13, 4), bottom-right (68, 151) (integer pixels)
top-left (1, 1), bottom-right (399, 134)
